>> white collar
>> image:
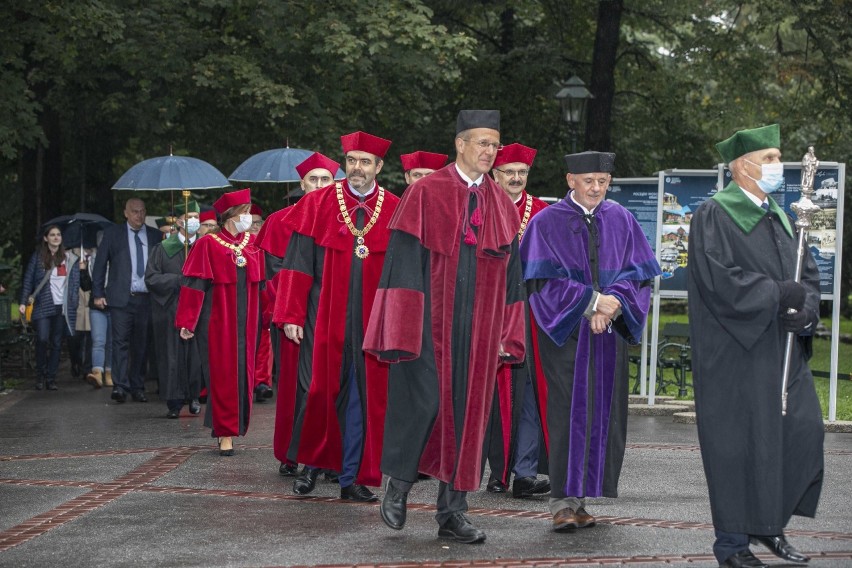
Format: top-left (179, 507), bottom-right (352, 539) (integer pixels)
top-left (569, 191), bottom-right (596, 215)
top-left (739, 185), bottom-right (768, 208)
top-left (455, 164), bottom-right (484, 187)
top-left (346, 181), bottom-right (376, 198)
top-left (177, 232), bottom-right (196, 245)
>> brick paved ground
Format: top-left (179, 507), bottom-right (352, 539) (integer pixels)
top-left (0, 368), bottom-right (849, 567)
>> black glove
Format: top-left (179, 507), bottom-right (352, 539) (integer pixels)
top-left (777, 280), bottom-right (806, 311)
top-left (780, 309), bottom-right (815, 334)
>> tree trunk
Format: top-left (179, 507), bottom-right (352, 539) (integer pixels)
top-left (585, 0), bottom-right (623, 152)
top-left (19, 108), bottom-right (62, 251)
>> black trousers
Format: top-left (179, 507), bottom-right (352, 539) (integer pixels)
top-left (109, 293), bottom-right (151, 394)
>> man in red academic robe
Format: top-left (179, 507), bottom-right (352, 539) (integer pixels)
top-left (483, 142), bottom-right (551, 498)
top-left (273, 132), bottom-right (399, 502)
top-left (365, 110), bottom-right (526, 544)
top-left (400, 150), bottom-right (448, 186)
top-left (255, 151), bottom-right (340, 477)
top-left (247, 203), bottom-right (275, 403)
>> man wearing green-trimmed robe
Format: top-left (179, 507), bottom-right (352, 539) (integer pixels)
top-left (145, 200), bottom-right (206, 419)
top-left (688, 124), bottom-right (823, 568)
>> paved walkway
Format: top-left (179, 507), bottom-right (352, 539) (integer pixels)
top-left (0, 370), bottom-right (850, 567)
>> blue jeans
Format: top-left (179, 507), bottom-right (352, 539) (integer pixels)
top-left (34, 311), bottom-right (66, 382)
top-left (89, 309), bottom-right (112, 372)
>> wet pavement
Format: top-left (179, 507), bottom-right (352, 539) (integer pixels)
top-left (0, 370), bottom-right (850, 567)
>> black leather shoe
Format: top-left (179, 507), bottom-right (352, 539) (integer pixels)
top-left (35, 380), bottom-right (45, 391)
top-left (254, 384), bottom-right (272, 402)
top-left (486, 477), bottom-right (507, 493)
top-left (438, 512), bottom-right (486, 544)
top-left (751, 535), bottom-right (810, 564)
top-left (189, 399), bottom-right (201, 415)
top-left (132, 391), bottom-right (148, 402)
top-left (720, 549), bottom-right (768, 568)
top-left (293, 468), bottom-right (320, 495)
top-left (340, 484), bottom-right (378, 502)
top-left (166, 408), bottom-right (180, 419)
top-left (512, 476), bottom-right (551, 498)
top-left (278, 462), bottom-right (298, 477)
top-left (46, 382), bottom-right (58, 391)
top-left (380, 479), bottom-right (408, 530)
top-left (111, 387), bottom-right (127, 403)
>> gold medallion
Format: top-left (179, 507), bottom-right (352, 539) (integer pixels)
top-left (235, 254), bottom-right (247, 267)
top-left (337, 183), bottom-right (385, 261)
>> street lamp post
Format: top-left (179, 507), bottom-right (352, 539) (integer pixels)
top-left (554, 75), bottom-right (594, 153)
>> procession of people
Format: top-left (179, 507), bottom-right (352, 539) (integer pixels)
top-left (17, 115), bottom-right (825, 566)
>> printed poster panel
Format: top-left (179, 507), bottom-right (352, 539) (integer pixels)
top-left (607, 178), bottom-right (658, 251)
top-left (656, 170), bottom-right (721, 297)
top-left (720, 162), bottom-right (843, 297)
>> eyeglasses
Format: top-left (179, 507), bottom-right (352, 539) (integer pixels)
top-left (251, 220), bottom-right (264, 227)
top-left (495, 168), bottom-right (529, 178)
top-left (201, 223), bottom-right (218, 229)
top-left (462, 138), bottom-right (503, 151)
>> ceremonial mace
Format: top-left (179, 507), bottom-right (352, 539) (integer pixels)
top-left (781, 146), bottom-right (820, 415)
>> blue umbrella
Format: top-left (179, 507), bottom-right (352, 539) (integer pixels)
top-left (112, 155), bottom-right (231, 191)
top-left (229, 147), bottom-right (345, 184)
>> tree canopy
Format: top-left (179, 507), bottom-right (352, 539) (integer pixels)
top-left (1, 0), bottom-right (849, 309)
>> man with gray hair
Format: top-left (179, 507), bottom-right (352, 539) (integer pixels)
top-left (365, 110), bottom-right (526, 544)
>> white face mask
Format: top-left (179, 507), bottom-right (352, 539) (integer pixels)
top-left (184, 218), bottom-right (200, 235)
top-left (745, 160), bottom-right (784, 193)
top-left (233, 214), bottom-right (252, 233)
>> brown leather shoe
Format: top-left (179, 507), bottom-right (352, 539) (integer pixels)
top-left (575, 507), bottom-right (596, 528)
top-left (104, 370), bottom-right (113, 386)
top-left (86, 370), bottom-right (103, 388)
top-left (552, 508), bottom-right (579, 532)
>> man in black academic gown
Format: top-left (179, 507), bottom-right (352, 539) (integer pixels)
top-left (688, 124), bottom-right (823, 568)
top-left (145, 200), bottom-right (205, 419)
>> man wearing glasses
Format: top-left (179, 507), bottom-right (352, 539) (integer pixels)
top-left (520, 151), bottom-right (660, 533)
top-left (366, 110), bottom-right (526, 544)
top-left (483, 143), bottom-right (551, 499)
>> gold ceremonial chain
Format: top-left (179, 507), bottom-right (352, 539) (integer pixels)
top-left (210, 232), bottom-right (251, 267)
top-left (518, 194), bottom-right (533, 240)
top-left (336, 182), bottom-right (385, 259)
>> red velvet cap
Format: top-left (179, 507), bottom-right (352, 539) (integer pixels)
top-left (250, 203), bottom-right (263, 217)
top-left (212, 188), bottom-right (251, 214)
top-left (295, 152), bottom-right (341, 180)
top-left (199, 209), bottom-right (217, 223)
top-left (340, 131), bottom-right (392, 159)
top-left (400, 151), bottom-right (448, 172)
top-left (493, 143), bottom-right (537, 168)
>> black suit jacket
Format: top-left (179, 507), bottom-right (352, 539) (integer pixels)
top-left (92, 222), bottom-right (162, 308)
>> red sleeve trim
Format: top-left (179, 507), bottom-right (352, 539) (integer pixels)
top-left (364, 288), bottom-right (424, 362)
top-left (175, 286), bottom-right (205, 331)
top-left (501, 300), bottom-right (526, 363)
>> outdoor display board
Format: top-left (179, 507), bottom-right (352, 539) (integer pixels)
top-left (606, 178), bottom-right (658, 251)
top-left (719, 162), bottom-right (845, 298)
top-left (655, 170), bottom-right (720, 298)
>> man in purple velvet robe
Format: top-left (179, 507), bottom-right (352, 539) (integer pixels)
top-left (520, 151), bottom-right (660, 533)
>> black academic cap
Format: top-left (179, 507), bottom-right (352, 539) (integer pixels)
top-left (456, 110), bottom-right (500, 135)
top-left (564, 151), bottom-right (616, 174)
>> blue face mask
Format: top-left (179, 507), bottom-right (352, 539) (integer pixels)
top-left (745, 160), bottom-right (784, 193)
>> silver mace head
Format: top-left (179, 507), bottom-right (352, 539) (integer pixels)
top-left (791, 145), bottom-right (821, 230)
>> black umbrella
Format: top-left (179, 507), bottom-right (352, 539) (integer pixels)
top-left (42, 213), bottom-right (114, 254)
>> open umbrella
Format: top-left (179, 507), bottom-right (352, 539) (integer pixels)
top-left (41, 213), bottom-right (114, 257)
top-left (229, 147), bottom-right (345, 184)
top-left (112, 154), bottom-right (231, 192)
top-left (113, 153), bottom-right (231, 259)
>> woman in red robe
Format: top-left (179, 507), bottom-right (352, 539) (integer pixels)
top-left (176, 188), bottom-right (264, 456)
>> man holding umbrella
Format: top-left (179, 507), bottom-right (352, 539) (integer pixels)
top-left (92, 197), bottom-right (161, 403)
top-left (145, 200), bottom-right (205, 419)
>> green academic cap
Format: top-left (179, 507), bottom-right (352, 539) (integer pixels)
top-left (715, 124), bottom-right (780, 163)
top-left (155, 217), bottom-right (171, 228)
top-left (174, 200), bottom-right (200, 215)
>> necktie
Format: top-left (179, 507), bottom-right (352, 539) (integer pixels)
top-left (133, 229), bottom-right (144, 278)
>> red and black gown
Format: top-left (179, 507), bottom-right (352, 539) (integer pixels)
top-left (364, 165), bottom-right (526, 492)
top-left (175, 228), bottom-right (264, 437)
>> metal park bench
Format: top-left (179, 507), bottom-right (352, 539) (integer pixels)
top-left (655, 322), bottom-right (692, 397)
